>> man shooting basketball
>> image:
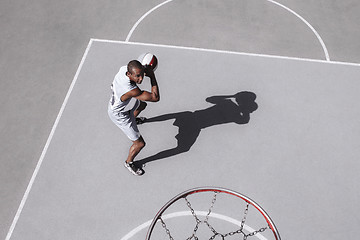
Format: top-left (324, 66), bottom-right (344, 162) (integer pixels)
top-left (108, 59), bottom-right (160, 176)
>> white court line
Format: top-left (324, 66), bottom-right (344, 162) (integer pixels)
top-left (266, 0), bottom-right (330, 61)
top-left (93, 38), bottom-right (360, 67)
top-left (125, 0), bottom-right (175, 42)
top-left (125, 0), bottom-right (330, 61)
top-left (5, 39), bottom-right (94, 240)
top-left (121, 211), bottom-right (268, 240)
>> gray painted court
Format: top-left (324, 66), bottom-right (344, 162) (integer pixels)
top-left (1, 1), bottom-right (360, 240)
top-left (8, 41), bottom-right (360, 239)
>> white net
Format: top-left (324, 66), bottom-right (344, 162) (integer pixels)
top-left (147, 188), bottom-right (280, 240)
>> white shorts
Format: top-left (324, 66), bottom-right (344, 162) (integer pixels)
top-left (108, 99), bottom-right (141, 141)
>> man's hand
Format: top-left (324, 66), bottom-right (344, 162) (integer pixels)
top-left (133, 66), bottom-right (160, 102)
top-left (144, 65), bottom-right (155, 79)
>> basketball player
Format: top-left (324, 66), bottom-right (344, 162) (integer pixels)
top-left (108, 60), bottom-right (160, 176)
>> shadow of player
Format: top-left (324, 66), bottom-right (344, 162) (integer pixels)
top-left (136, 91), bottom-right (258, 166)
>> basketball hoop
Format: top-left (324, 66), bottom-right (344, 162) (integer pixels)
top-left (146, 187), bottom-right (281, 240)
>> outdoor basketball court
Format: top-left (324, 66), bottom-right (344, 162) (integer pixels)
top-left (3, 0), bottom-right (360, 240)
top-left (6, 39), bottom-right (360, 240)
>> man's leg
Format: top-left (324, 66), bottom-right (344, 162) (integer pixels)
top-left (134, 101), bottom-right (147, 118)
top-left (126, 136), bottom-right (146, 163)
top-left (124, 136), bottom-right (146, 176)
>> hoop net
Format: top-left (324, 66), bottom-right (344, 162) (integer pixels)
top-left (146, 187), bottom-right (280, 240)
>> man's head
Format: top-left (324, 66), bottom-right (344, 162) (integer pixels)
top-left (126, 60), bottom-right (145, 84)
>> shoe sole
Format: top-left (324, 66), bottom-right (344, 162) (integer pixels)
top-left (124, 162), bottom-right (144, 176)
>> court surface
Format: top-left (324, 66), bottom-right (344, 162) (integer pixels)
top-left (2, 1), bottom-right (360, 240)
top-left (7, 40), bottom-right (360, 240)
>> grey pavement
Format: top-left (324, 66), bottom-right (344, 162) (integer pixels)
top-left (8, 41), bottom-right (360, 240)
top-left (1, 1), bottom-right (360, 239)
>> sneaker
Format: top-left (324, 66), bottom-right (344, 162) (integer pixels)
top-left (136, 117), bottom-right (147, 125)
top-left (124, 161), bottom-right (144, 176)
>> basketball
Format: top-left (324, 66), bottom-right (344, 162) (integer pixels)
top-left (138, 53), bottom-right (158, 71)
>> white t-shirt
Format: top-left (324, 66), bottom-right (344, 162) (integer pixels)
top-left (109, 66), bottom-right (138, 112)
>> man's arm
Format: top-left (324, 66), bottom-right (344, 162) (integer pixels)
top-left (121, 68), bottom-right (160, 102)
top-left (135, 67), bottom-right (160, 102)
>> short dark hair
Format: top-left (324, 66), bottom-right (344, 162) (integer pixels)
top-left (127, 60), bottom-right (143, 73)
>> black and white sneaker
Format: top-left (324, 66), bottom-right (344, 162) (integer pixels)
top-left (124, 161), bottom-right (144, 176)
top-left (136, 117), bottom-right (147, 125)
